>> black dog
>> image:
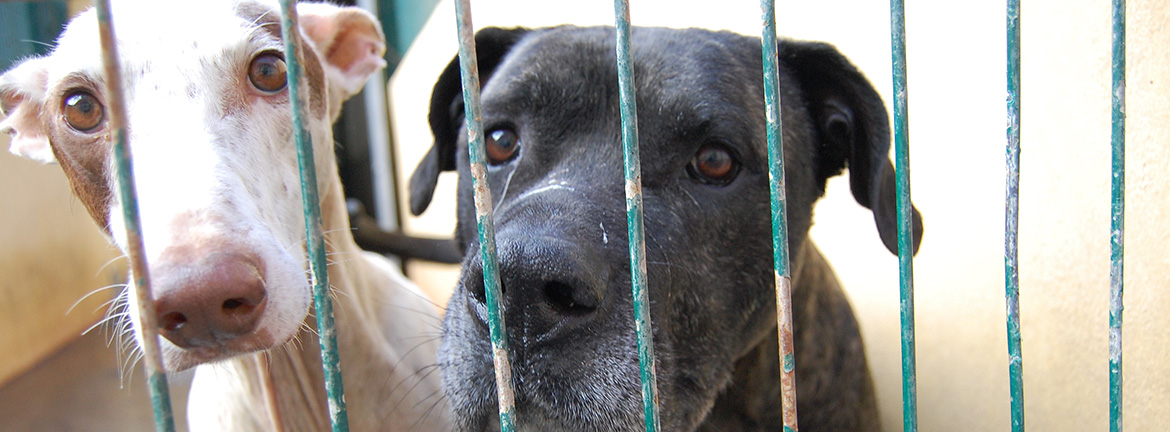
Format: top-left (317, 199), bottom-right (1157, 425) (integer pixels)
top-left (410, 25), bottom-right (923, 432)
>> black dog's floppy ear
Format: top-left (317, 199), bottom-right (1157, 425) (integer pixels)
top-left (783, 40), bottom-right (923, 255)
top-left (409, 27), bottom-right (530, 216)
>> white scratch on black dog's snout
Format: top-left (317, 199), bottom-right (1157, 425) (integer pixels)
top-left (515, 183), bottom-right (578, 202)
top-left (492, 153), bottom-right (522, 211)
top-left (600, 221), bottom-right (609, 245)
top-left (680, 187), bottom-right (702, 209)
top-left (501, 164), bottom-right (591, 206)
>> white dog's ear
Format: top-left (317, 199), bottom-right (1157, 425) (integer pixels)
top-left (297, 3), bottom-right (387, 100)
top-left (1, 57), bottom-right (55, 164)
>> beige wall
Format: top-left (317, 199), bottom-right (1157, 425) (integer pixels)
top-left (0, 0), bottom-right (118, 388)
top-left (0, 134), bottom-right (124, 386)
top-left (389, 0), bottom-right (1169, 430)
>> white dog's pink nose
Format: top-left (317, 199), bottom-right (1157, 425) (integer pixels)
top-left (153, 249), bottom-right (268, 349)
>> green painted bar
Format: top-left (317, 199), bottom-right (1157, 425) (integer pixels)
top-left (1004, 0), bottom-right (1026, 430)
top-left (453, 0), bottom-right (518, 429)
top-left (759, 0), bottom-right (799, 431)
top-left (276, 2), bottom-right (350, 430)
top-left (612, 1), bottom-right (662, 430)
top-left (93, 1), bottom-right (175, 431)
top-left (1108, 0), bottom-right (1126, 431)
top-left (888, 1), bottom-right (918, 431)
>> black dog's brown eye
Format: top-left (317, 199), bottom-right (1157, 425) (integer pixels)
top-left (485, 128), bottom-right (520, 164)
top-left (687, 143), bottom-right (738, 185)
top-left (62, 91), bottom-right (104, 132)
top-left (248, 52), bottom-right (287, 93)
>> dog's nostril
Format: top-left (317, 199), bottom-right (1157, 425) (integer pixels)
top-left (223, 298), bottom-right (244, 310)
top-left (222, 290), bottom-right (265, 316)
top-left (543, 281), bottom-right (596, 316)
top-left (160, 312), bottom-right (188, 332)
top-left (470, 282), bottom-right (488, 305)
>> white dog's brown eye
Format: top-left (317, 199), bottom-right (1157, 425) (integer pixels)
top-left (62, 91), bottom-right (104, 132)
top-left (248, 52), bottom-right (287, 93)
top-left (485, 128), bottom-right (520, 164)
top-left (687, 143), bottom-right (739, 185)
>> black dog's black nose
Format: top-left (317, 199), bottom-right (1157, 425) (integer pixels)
top-left (461, 235), bottom-right (606, 338)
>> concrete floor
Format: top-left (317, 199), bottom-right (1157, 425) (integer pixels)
top-left (0, 330), bottom-right (192, 432)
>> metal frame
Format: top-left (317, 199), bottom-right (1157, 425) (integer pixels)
top-left (75, 0), bottom-right (1133, 430)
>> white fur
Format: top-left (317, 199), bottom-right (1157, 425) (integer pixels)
top-left (1, 0), bottom-right (448, 430)
top-left (49, 0), bottom-right (319, 372)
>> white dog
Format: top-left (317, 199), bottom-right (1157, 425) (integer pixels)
top-left (0, 0), bottom-right (448, 430)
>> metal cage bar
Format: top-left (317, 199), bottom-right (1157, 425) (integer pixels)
top-left (1108, 0), bottom-right (1126, 431)
top-left (276, 1), bottom-right (352, 430)
top-left (1004, 0), bottom-right (1026, 430)
top-left (93, 1), bottom-right (176, 430)
top-left (613, 1), bottom-right (662, 430)
top-left (92, 2), bottom-right (399, 431)
top-left (453, 0), bottom-right (519, 429)
top-left (89, 0), bottom-right (1140, 430)
top-left (759, 0), bottom-right (799, 431)
top-left (888, 0), bottom-right (919, 431)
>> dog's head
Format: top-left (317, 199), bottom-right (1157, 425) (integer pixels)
top-left (0, 0), bottom-right (385, 371)
top-left (411, 26), bottom-right (922, 431)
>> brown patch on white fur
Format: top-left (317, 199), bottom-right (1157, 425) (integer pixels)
top-left (235, 2), bottom-right (284, 43)
top-left (2, 61), bottom-right (115, 228)
top-left (163, 210), bottom-right (246, 248)
top-left (235, 2), bottom-right (327, 118)
top-left (45, 77), bottom-right (115, 232)
top-left (298, 34), bottom-right (329, 119)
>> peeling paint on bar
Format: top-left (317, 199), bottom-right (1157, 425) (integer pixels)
top-left (493, 346), bottom-right (516, 408)
top-left (613, 0), bottom-right (662, 430)
top-left (760, 0), bottom-right (798, 430)
top-left (276, 1), bottom-right (351, 430)
top-left (93, 1), bottom-right (175, 430)
top-left (889, 0), bottom-right (919, 430)
top-left (774, 275), bottom-right (798, 432)
top-left (453, 0), bottom-right (518, 430)
top-left (472, 164), bottom-right (492, 215)
top-left (1004, 0), bottom-right (1026, 429)
top-left (625, 177), bottom-right (642, 199)
top-left (1108, 0), bottom-right (1126, 431)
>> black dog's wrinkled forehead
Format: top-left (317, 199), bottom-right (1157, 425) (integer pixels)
top-left (480, 26), bottom-right (770, 161)
top-left (412, 24), bottom-right (923, 254)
